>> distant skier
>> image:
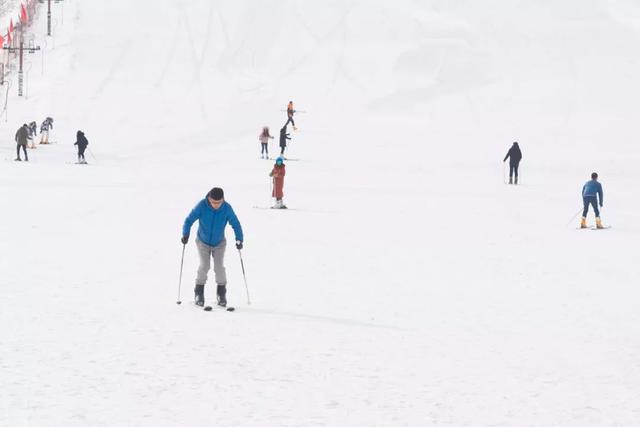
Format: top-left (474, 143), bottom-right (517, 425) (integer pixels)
top-left (503, 142), bottom-right (522, 184)
top-left (27, 121), bottom-right (38, 149)
top-left (259, 126), bottom-right (274, 159)
top-left (269, 156), bottom-right (287, 209)
top-left (74, 130), bottom-right (89, 164)
top-left (284, 101), bottom-right (297, 131)
top-left (39, 117), bottom-right (53, 144)
top-left (279, 126), bottom-right (291, 157)
top-left (15, 124), bottom-right (30, 161)
top-left (580, 172), bottom-right (604, 229)
top-left (182, 187), bottom-right (244, 308)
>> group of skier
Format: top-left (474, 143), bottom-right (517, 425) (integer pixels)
top-left (180, 111), bottom-right (608, 310)
top-left (258, 125), bottom-right (291, 160)
top-left (179, 101), bottom-right (301, 309)
top-left (502, 141), bottom-right (605, 229)
top-left (258, 101), bottom-right (296, 160)
top-left (13, 117), bottom-right (90, 164)
top-left (14, 117), bottom-right (53, 161)
top-left (257, 101), bottom-right (298, 208)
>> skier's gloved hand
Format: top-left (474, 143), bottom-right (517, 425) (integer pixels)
top-left (235, 240), bottom-right (243, 250)
top-left (181, 235), bottom-right (189, 244)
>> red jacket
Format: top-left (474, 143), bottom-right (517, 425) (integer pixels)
top-left (270, 164), bottom-right (286, 199)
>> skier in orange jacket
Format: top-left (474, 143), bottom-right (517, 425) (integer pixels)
top-left (284, 101), bottom-right (297, 131)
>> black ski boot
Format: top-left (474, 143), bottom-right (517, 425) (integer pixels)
top-left (194, 284), bottom-right (205, 306)
top-left (217, 285), bottom-right (227, 308)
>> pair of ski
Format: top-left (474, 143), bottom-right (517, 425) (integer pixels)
top-left (253, 206), bottom-right (293, 210)
top-left (578, 226), bottom-right (611, 230)
top-left (194, 302), bottom-right (235, 312)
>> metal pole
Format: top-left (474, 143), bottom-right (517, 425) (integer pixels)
top-left (565, 207), bottom-right (584, 228)
top-left (87, 146), bottom-right (97, 162)
top-left (270, 176), bottom-right (274, 206)
top-left (18, 39), bottom-right (23, 97)
top-left (48, 0), bottom-right (52, 36)
top-left (238, 250), bottom-right (251, 305)
top-left (3, 80), bottom-right (11, 122)
top-left (176, 244), bottom-right (186, 304)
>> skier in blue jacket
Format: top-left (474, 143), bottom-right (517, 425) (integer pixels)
top-left (581, 172), bottom-right (604, 229)
top-left (182, 187), bottom-right (244, 307)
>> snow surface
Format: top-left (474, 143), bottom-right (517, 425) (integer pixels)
top-left (2, 0), bottom-right (640, 426)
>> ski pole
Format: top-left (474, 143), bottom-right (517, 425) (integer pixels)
top-left (502, 161), bottom-right (506, 184)
top-left (270, 177), bottom-right (274, 206)
top-left (238, 249), bottom-right (251, 305)
top-left (176, 243), bottom-right (186, 304)
top-left (565, 207), bottom-right (583, 227)
top-left (87, 147), bottom-right (97, 162)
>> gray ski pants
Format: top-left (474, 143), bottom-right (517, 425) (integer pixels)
top-left (195, 238), bottom-right (227, 287)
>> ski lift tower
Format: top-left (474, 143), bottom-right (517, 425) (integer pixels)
top-left (48, 0), bottom-right (65, 36)
top-left (3, 28), bottom-right (40, 96)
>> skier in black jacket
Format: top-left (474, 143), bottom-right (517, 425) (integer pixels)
top-left (279, 126), bottom-right (291, 156)
top-left (74, 130), bottom-right (89, 164)
top-left (15, 124), bottom-right (30, 161)
top-left (503, 142), bottom-right (522, 184)
top-left (27, 121), bottom-right (38, 149)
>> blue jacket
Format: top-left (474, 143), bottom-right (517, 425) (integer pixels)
top-left (582, 180), bottom-right (603, 205)
top-left (182, 198), bottom-right (243, 247)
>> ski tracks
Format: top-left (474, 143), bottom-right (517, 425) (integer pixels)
top-left (177, 0), bottom-right (215, 121)
top-left (282, 2), bottom-right (362, 93)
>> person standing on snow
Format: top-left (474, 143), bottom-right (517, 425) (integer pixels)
top-left (39, 117), bottom-right (54, 144)
top-left (580, 172), bottom-right (604, 229)
top-left (74, 130), bottom-right (89, 164)
top-left (259, 126), bottom-right (274, 159)
top-left (15, 124), bottom-right (30, 161)
top-left (270, 157), bottom-right (287, 209)
top-left (182, 187), bottom-right (244, 307)
top-left (27, 121), bottom-right (38, 149)
top-left (503, 142), bottom-right (523, 184)
top-left (279, 125), bottom-right (291, 157)
top-left (285, 101), bottom-right (297, 131)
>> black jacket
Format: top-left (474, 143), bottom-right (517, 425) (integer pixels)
top-left (279, 128), bottom-right (290, 147)
top-left (504, 144), bottom-right (522, 165)
top-left (15, 126), bottom-right (30, 145)
top-left (28, 122), bottom-right (37, 137)
top-left (74, 131), bottom-right (89, 148)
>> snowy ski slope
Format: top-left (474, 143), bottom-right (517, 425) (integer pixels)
top-left (2, 1), bottom-right (640, 426)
